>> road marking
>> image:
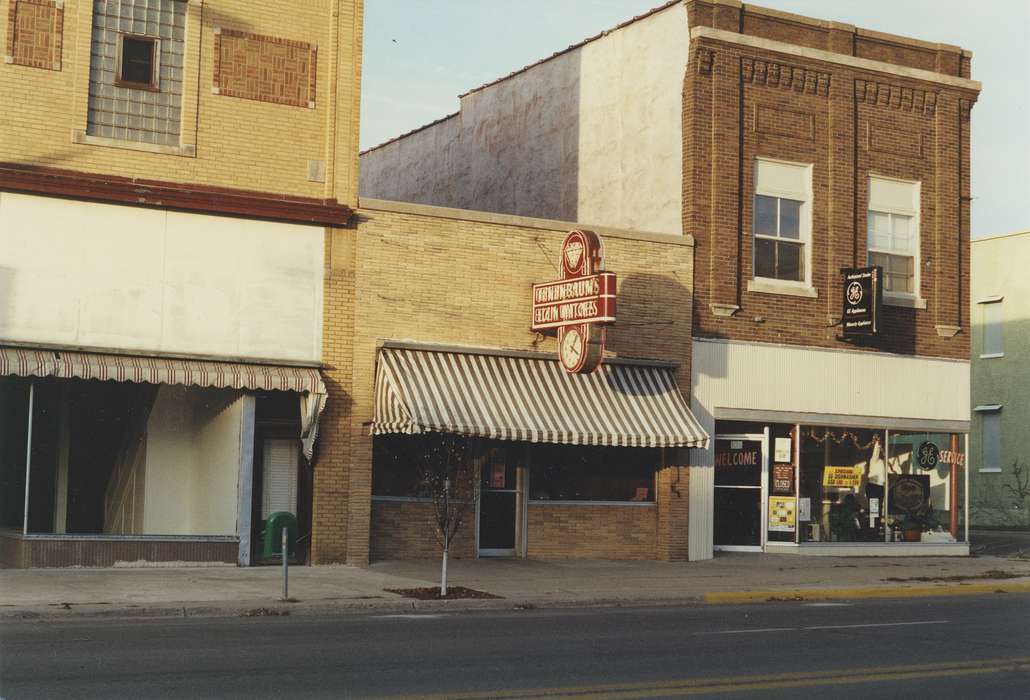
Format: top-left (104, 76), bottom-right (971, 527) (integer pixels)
top-left (803, 620), bottom-right (948, 631)
top-left (706, 619), bottom-right (948, 635)
top-left (805, 602), bottom-right (851, 607)
top-left (377, 614), bottom-right (447, 620)
top-left (374, 656), bottom-right (1030, 699)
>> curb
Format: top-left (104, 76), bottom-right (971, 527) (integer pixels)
top-left (703, 581), bottom-right (1030, 604)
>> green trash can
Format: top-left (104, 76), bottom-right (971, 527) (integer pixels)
top-left (262, 511), bottom-right (298, 559)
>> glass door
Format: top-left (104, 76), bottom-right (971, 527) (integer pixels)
top-left (713, 433), bottom-right (768, 551)
top-left (478, 447), bottom-right (517, 557)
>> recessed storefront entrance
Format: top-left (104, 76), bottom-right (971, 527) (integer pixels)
top-left (713, 432), bottom-right (767, 551)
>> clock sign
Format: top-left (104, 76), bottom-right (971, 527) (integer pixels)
top-left (531, 230), bottom-right (616, 373)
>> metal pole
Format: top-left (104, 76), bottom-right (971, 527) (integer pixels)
top-left (22, 382), bottom-right (34, 535)
top-left (281, 527), bottom-right (289, 601)
top-left (949, 433), bottom-right (960, 539)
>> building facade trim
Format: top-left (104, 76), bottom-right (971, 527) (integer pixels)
top-left (690, 26), bottom-right (982, 91)
top-left (0, 163), bottom-right (353, 226)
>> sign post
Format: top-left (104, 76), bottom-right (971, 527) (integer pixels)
top-left (531, 230), bottom-right (616, 373)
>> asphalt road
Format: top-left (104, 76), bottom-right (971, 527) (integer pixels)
top-left (2, 594), bottom-right (1029, 699)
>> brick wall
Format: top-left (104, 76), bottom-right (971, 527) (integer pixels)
top-left (0, 0), bottom-right (362, 206)
top-left (314, 201), bottom-right (697, 564)
top-left (5, 0), bottom-right (63, 70)
top-left (370, 499), bottom-right (476, 561)
top-left (683, 0), bottom-right (979, 361)
top-left (526, 504), bottom-right (657, 560)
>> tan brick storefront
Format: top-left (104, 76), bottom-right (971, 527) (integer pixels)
top-left (314, 200), bottom-right (701, 565)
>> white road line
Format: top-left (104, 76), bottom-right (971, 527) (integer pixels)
top-left (803, 620), bottom-right (949, 631)
top-left (378, 614), bottom-right (447, 620)
top-left (805, 602), bottom-right (852, 607)
top-left (711, 620), bottom-right (949, 635)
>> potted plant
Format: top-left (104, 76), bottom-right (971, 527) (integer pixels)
top-left (898, 508), bottom-right (942, 542)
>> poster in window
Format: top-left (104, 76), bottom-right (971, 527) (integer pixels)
top-left (774, 437), bottom-right (792, 463)
top-left (822, 466), bottom-right (863, 488)
top-left (490, 463), bottom-right (506, 488)
top-left (768, 497), bottom-right (797, 532)
top-left (772, 464), bottom-right (794, 495)
top-left (888, 474), bottom-right (930, 515)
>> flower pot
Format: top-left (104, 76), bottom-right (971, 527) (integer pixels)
top-left (902, 528), bottom-right (922, 542)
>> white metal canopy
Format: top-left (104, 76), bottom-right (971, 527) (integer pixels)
top-left (372, 345), bottom-right (709, 449)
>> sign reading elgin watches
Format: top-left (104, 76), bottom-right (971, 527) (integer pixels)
top-left (531, 230), bottom-right (616, 373)
top-left (841, 266), bottom-right (883, 337)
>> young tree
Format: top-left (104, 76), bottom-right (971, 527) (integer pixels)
top-left (416, 434), bottom-right (480, 596)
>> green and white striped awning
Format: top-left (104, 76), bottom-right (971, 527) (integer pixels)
top-left (372, 345), bottom-right (708, 449)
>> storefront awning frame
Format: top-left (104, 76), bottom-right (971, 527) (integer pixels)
top-left (371, 341), bottom-right (709, 449)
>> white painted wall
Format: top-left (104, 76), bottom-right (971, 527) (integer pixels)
top-left (688, 338), bottom-right (971, 561)
top-left (0, 191), bottom-right (324, 363)
top-left (359, 3), bottom-right (689, 235)
top-left (142, 385), bottom-right (244, 535)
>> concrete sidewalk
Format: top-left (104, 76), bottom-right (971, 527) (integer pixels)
top-left (3, 552), bottom-right (1030, 621)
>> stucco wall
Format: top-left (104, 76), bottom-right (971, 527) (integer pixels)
top-left (359, 3), bottom-right (689, 235)
top-left (0, 192), bottom-right (324, 363)
top-left (970, 232), bottom-right (1030, 527)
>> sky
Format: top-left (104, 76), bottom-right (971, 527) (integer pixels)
top-left (361, 0), bottom-right (1030, 238)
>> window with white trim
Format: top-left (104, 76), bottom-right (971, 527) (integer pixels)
top-left (867, 176), bottom-right (920, 295)
top-left (975, 406), bottom-right (1002, 472)
top-left (753, 159), bottom-right (811, 284)
top-left (979, 297), bottom-right (1004, 357)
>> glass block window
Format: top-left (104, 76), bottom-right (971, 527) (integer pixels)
top-left (867, 176), bottom-right (920, 296)
top-left (86, 0), bottom-right (186, 146)
top-left (753, 159), bottom-right (811, 284)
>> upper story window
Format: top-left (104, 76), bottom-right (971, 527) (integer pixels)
top-left (87, 1), bottom-right (187, 147)
top-left (753, 159), bottom-right (811, 285)
top-left (116, 35), bottom-right (160, 90)
top-left (867, 176), bottom-right (920, 296)
top-left (978, 296), bottom-right (1004, 357)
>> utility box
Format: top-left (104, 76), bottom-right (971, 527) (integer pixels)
top-left (262, 511), bottom-right (298, 559)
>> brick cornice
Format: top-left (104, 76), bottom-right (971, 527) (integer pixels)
top-left (690, 26), bottom-right (982, 93)
top-left (0, 163), bottom-right (352, 226)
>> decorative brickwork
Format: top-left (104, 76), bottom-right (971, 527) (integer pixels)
top-left (213, 28), bottom-right (317, 108)
top-left (696, 47), bottom-right (714, 75)
top-left (683, 28), bottom-right (978, 361)
top-left (5, 0), bottom-right (63, 71)
top-left (741, 57), bottom-right (830, 97)
top-left (856, 78), bottom-right (937, 117)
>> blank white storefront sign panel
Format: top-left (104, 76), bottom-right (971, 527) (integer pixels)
top-left (0, 192), bottom-right (323, 363)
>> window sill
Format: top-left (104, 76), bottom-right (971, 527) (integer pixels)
top-left (747, 279), bottom-right (818, 299)
top-left (72, 130), bottom-right (196, 157)
top-left (884, 293), bottom-right (927, 309)
top-left (979, 353), bottom-right (1005, 360)
top-left (978, 468), bottom-right (1002, 474)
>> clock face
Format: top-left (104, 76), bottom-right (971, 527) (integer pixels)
top-left (560, 327), bottom-right (585, 372)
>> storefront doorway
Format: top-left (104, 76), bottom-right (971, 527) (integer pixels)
top-left (478, 446), bottom-right (520, 557)
top-left (713, 431), bottom-right (768, 551)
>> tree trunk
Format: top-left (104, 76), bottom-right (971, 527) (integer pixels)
top-left (440, 546), bottom-right (449, 597)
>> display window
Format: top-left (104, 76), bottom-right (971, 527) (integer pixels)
top-left (529, 444), bottom-right (659, 502)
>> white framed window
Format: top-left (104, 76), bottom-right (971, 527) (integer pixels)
top-left (867, 175), bottom-right (920, 297)
top-left (978, 296), bottom-right (1004, 357)
top-left (752, 158), bottom-right (812, 286)
top-left (974, 405), bottom-right (1002, 472)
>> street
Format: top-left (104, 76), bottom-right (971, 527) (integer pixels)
top-left (2, 594), bottom-right (1029, 699)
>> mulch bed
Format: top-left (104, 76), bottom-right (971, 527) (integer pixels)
top-left (384, 586), bottom-right (502, 600)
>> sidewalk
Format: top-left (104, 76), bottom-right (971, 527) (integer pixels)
top-left (3, 552), bottom-right (1030, 621)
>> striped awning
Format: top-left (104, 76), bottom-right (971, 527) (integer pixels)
top-left (372, 346), bottom-right (708, 449)
top-left (0, 346), bottom-right (327, 458)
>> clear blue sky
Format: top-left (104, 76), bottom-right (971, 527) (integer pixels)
top-left (361, 0), bottom-right (1030, 238)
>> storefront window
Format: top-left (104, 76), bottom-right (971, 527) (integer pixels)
top-left (886, 431), bottom-right (966, 543)
top-left (529, 445), bottom-right (658, 502)
top-left (372, 434), bottom-right (481, 498)
top-left (798, 427), bottom-right (887, 543)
